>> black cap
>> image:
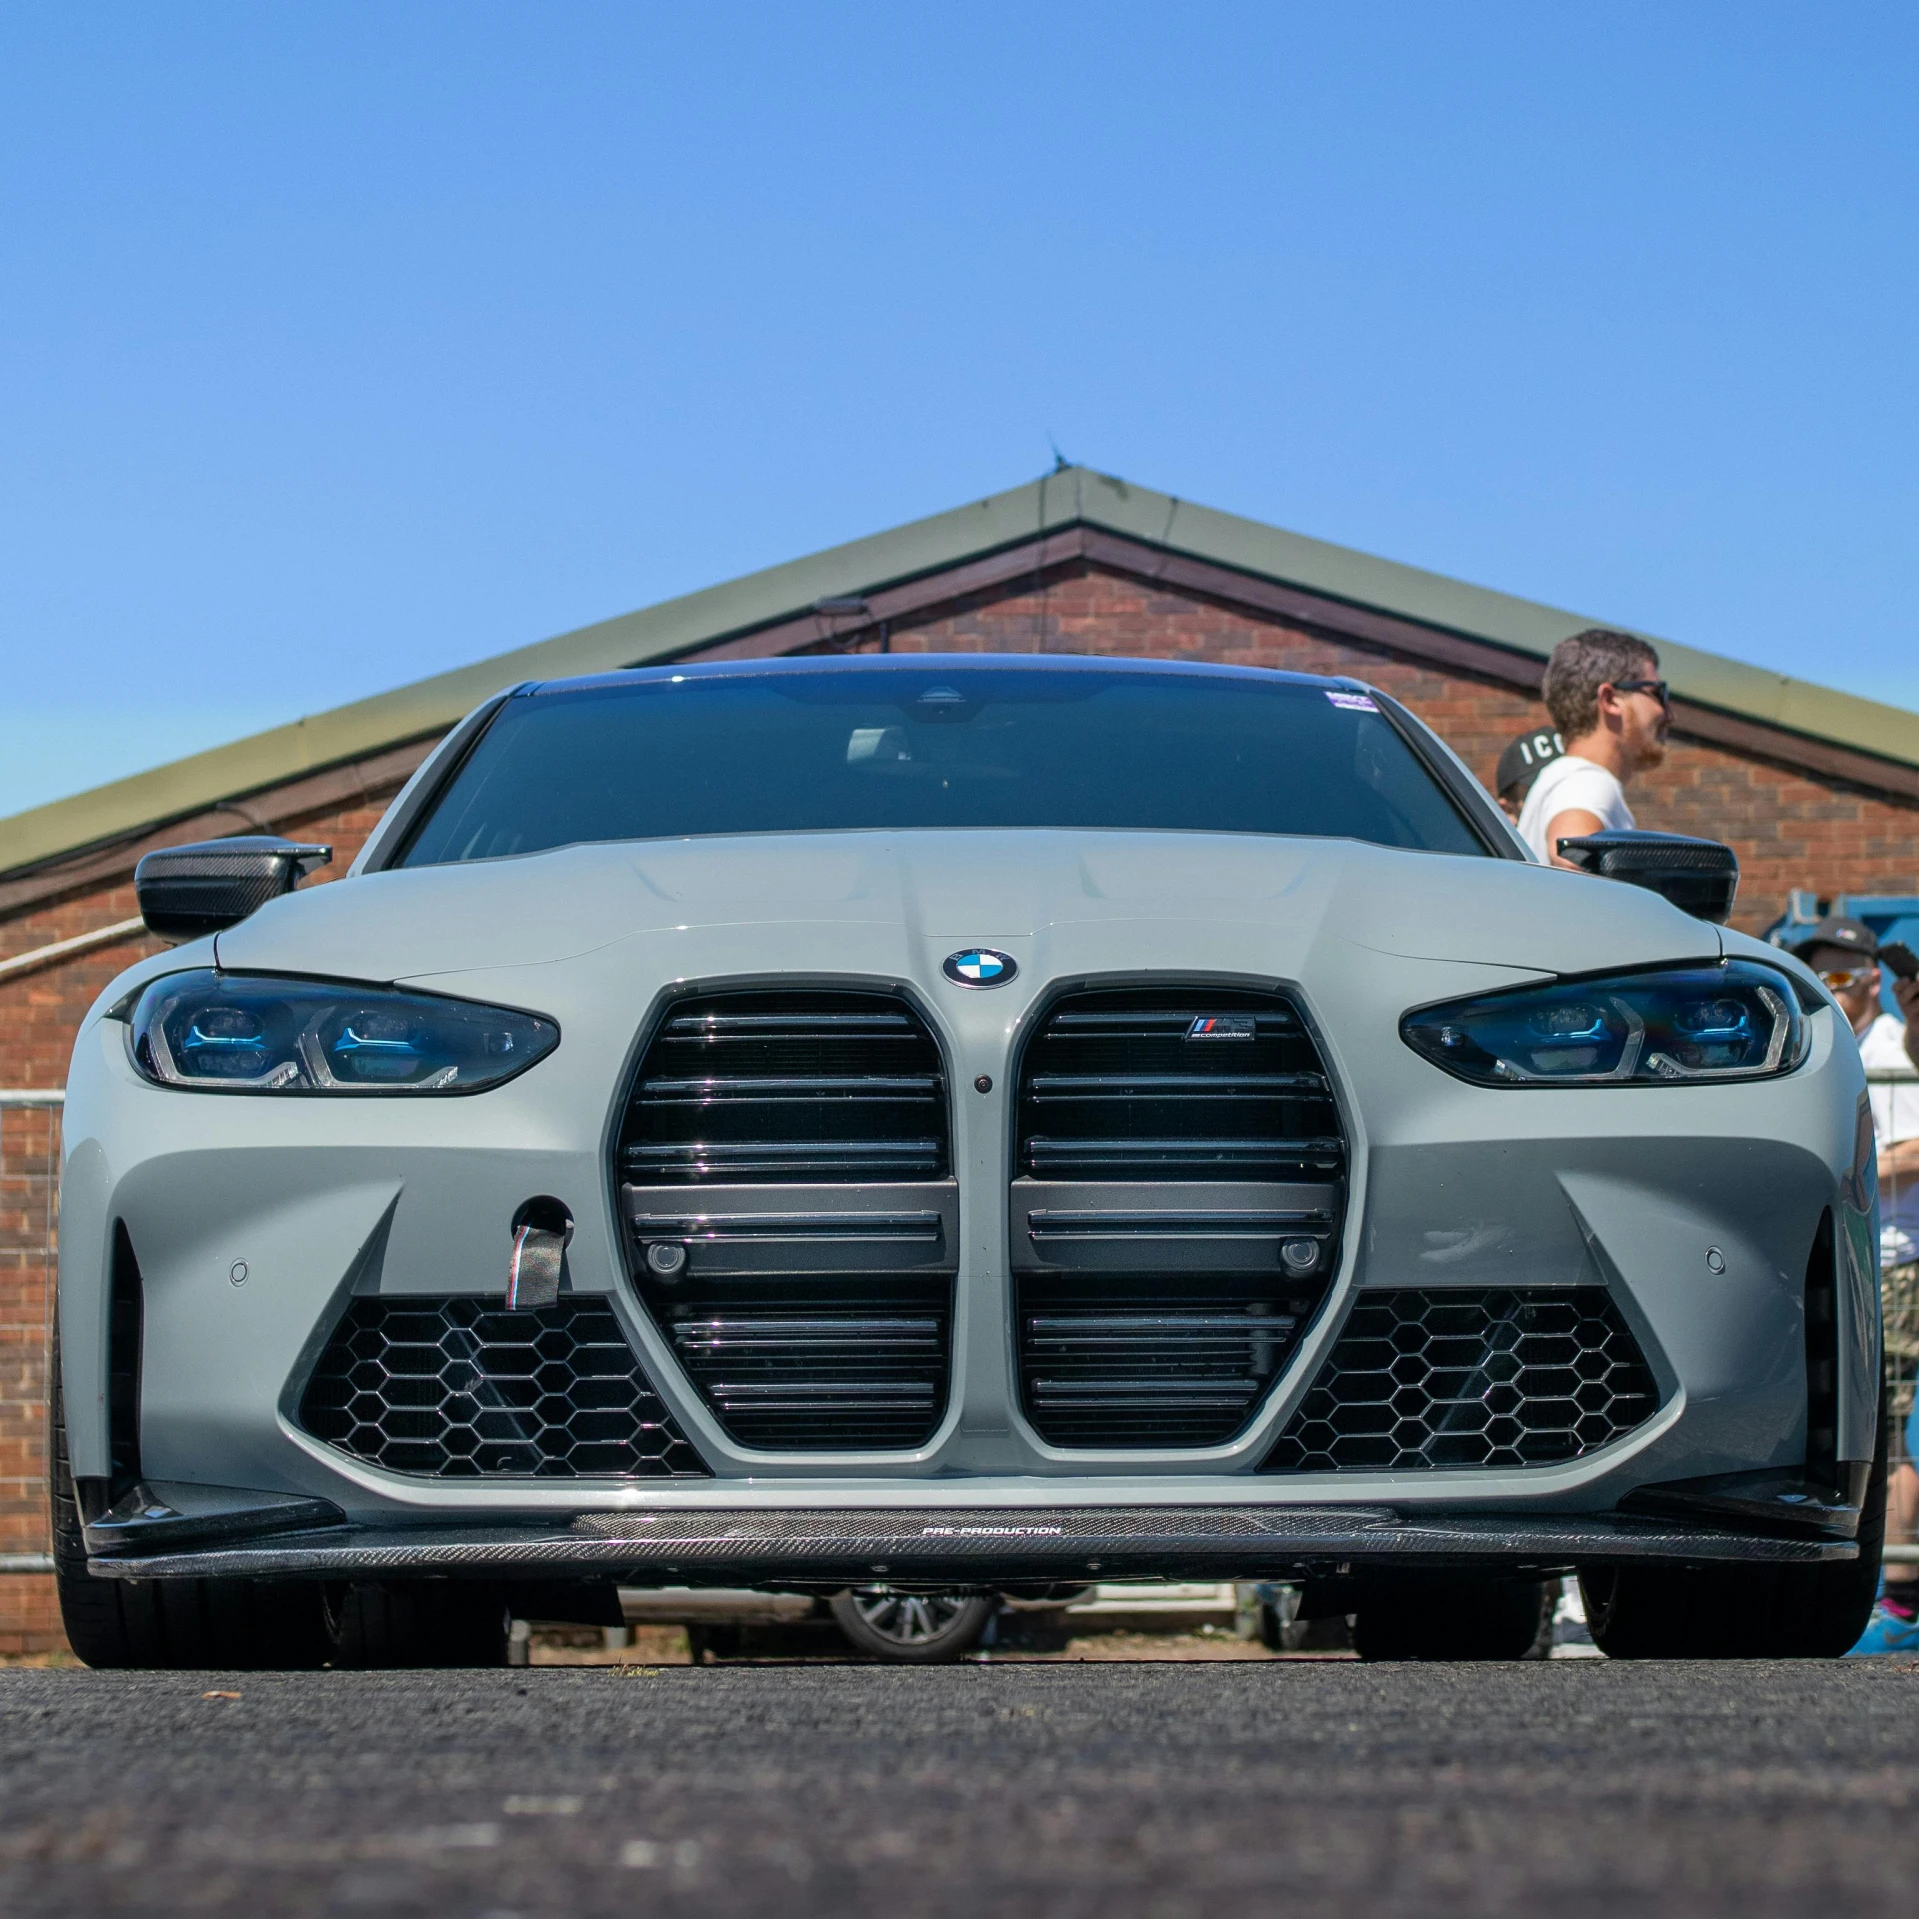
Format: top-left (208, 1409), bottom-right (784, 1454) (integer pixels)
top-left (1790, 917), bottom-right (1879, 962)
top-left (1495, 728), bottom-right (1565, 800)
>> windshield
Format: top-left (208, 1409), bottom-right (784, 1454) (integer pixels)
top-left (398, 666), bottom-right (1488, 866)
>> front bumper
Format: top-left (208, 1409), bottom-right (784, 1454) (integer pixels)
top-left (58, 871), bottom-right (1881, 1538)
top-left (88, 1494), bottom-right (1854, 1587)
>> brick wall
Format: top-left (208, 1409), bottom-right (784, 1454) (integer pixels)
top-left (2, 558), bottom-right (1915, 1655)
top-left (0, 1101), bottom-right (59, 1654)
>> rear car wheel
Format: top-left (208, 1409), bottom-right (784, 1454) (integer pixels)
top-left (830, 1588), bottom-right (994, 1662)
top-left (324, 1582), bottom-right (513, 1668)
top-left (1352, 1576), bottom-right (1553, 1661)
top-left (1583, 1388), bottom-right (1887, 1661)
top-left (50, 1341), bottom-right (328, 1671)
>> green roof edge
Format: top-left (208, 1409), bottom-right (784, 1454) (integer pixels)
top-left (4, 465), bottom-right (1914, 878)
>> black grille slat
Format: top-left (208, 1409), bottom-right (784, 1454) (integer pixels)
top-left (1023, 1133), bottom-right (1344, 1182)
top-left (664, 1012), bottom-right (916, 1035)
top-left (675, 1315), bottom-right (943, 1351)
top-left (621, 991), bottom-right (949, 1187)
top-left (625, 1139), bottom-right (942, 1178)
top-left (1028, 1074), bottom-right (1328, 1099)
top-left (1013, 985), bottom-right (1346, 1449)
top-left (670, 1306), bottom-right (946, 1447)
top-left (297, 1297), bottom-right (708, 1479)
top-left (1026, 1137), bottom-right (1344, 1176)
top-left (619, 989), bottom-right (955, 1451)
top-left (641, 1075), bottom-right (941, 1099)
top-left (1027, 1211), bottom-right (1328, 1238)
top-left (1028, 1312), bottom-right (1299, 1335)
top-left (1262, 1287), bottom-right (1660, 1472)
top-left (631, 1212), bottom-right (943, 1244)
top-left (1016, 993), bottom-right (1342, 1186)
top-left (1021, 1289), bottom-right (1306, 1446)
top-left (1046, 1010), bottom-right (1298, 1034)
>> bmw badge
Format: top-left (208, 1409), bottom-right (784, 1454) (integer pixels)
top-left (943, 948), bottom-right (1017, 988)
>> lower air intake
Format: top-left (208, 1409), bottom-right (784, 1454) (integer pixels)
top-left (299, 1297), bottom-right (709, 1479)
top-left (1020, 1285), bottom-right (1311, 1448)
top-left (1262, 1287), bottom-right (1658, 1472)
top-left (662, 1290), bottom-right (950, 1451)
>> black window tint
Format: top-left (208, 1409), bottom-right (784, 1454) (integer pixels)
top-left (400, 669), bottom-right (1487, 865)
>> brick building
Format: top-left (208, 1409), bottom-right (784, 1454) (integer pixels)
top-left (4, 466), bottom-right (1917, 1652)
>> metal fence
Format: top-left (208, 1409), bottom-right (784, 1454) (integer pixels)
top-left (0, 1090), bottom-right (60, 1577)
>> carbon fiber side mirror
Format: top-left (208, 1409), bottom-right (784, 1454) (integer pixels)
top-left (134, 836), bottom-right (333, 942)
top-left (1556, 828), bottom-right (1738, 924)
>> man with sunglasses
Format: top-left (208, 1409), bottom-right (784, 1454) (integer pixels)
top-left (1790, 918), bottom-right (1919, 1653)
top-left (1516, 627), bottom-right (1672, 868)
top-left (1791, 917), bottom-right (1919, 1254)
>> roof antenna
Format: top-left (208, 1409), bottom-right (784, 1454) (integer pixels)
top-left (1047, 433), bottom-right (1069, 473)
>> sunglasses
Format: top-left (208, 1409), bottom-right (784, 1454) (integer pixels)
top-left (1611, 678), bottom-right (1671, 708)
top-left (1817, 967), bottom-right (1875, 991)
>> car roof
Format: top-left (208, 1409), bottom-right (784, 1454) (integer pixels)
top-left (519, 653), bottom-right (1373, 698)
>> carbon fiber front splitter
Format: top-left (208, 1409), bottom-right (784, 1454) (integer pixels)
top-left (86, 1502), bottom-right (1853, 1586)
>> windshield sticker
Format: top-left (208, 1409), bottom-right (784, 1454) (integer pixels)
top-left (1325, 689), bottom-right (1379, 712)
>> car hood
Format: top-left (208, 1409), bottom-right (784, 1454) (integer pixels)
top-left (212, 830), bottom-right (1722, 986)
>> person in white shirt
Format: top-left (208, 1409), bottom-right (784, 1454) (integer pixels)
top-left (1791, 918), bottom-right (1919, 1263)
top-left (1794, 917), bottom-right (1919, 1655)
top-left (1516, 628), bottom-right (1672, 867)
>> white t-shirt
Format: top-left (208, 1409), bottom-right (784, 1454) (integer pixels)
top-left (1516, 754), bottom-right (1635, 865)
top-left (1859, 1012), bottom-right (1919, 1266)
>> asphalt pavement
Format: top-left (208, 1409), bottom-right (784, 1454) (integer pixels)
top-left (6, 1657), bottom-right (1919, 1916)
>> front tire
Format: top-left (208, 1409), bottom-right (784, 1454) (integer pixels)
top-left (50, 1342), bottom-right (328, 1671)
top-left (830, 1588), bottom-right (994, 1663)
top-left (1583, 1391), bottom-right (1888, 1660)
top-left (1352, 1577), bottom-right (1552, 1661)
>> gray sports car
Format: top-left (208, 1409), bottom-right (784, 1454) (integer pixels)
top-left (53, 655), bottom-right (1883, 1666)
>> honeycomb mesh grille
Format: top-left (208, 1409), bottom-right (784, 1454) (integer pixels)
top-left (298, 1297), bottom-right (709, 1478)
top-left (1261, 1287), bottom-right (1658, 1472)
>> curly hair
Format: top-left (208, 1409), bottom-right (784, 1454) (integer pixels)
top-left (1541, 628), bottom-right (1660, 741)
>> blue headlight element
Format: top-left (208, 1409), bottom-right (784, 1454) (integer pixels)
top-left (1401, 960), bottom-right (1807, 1087)
top-left (129, 970), bottom-right (559, 1094)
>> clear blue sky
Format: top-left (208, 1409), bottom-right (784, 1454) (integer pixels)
top-left (3, 5), bottom-right (1915, 817)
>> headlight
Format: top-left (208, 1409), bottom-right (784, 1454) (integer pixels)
top-left (1401, 960), bottom-right (1808, 1087)
top-left (128, 970), bottom-right (559, 1094)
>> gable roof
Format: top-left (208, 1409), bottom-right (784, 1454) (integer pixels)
top-left (5, 464), bottom-right (1917, 883)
